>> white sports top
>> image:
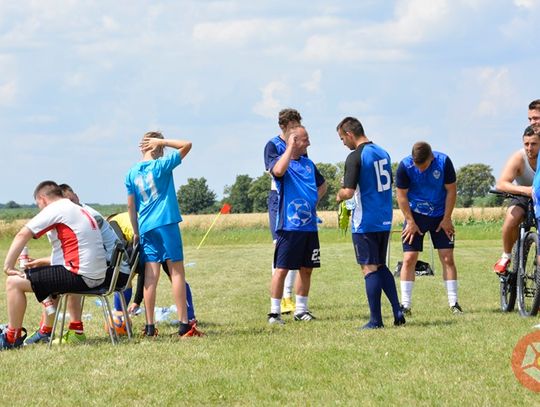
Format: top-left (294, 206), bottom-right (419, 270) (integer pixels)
top-left (515, 149), bottom-right (535, 187)
top-left (26, 198), bottom-right (107, 281)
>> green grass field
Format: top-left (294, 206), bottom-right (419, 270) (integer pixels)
top-left (0, 223), bottom-right (539, 405)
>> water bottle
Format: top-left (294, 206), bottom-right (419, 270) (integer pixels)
top-left (19, 246), bottom-right (29, 270)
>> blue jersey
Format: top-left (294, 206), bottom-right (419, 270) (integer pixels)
top-left (125, 150), bottom-right (182, 235)
top-left (264, 135), bottom-right (287, 215)
top-left (275, 156), bottom-right (324, 232)
top-left (532, 168), bottom-right (540, 218)
top-left (343, 142), bottom-right (393, 233)
top-left (395, 151), bottom-right (456, 218)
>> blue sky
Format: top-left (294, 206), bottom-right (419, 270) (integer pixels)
top-left (2, 0), bottom-right (539, 204)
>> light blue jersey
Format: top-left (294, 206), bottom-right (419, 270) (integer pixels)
top-left (125, 150), bottom-right (182, 235)
top-left (275, 156), bottom-right (324, 232)
top-left (343, 142), bottom-right (393, 233)
top-left (532, 167), bottom-right (540, 218)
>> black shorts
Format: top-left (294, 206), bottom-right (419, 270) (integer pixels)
top-left (25, 265), bottom-right (91, 303)
top-left (274, 230), bottom-right (320, 270)
top-left (509, 196), bottom-right (529, 212)
top-left (352, 232), bottom-right (389, 265)
top-left (402, 212), bottom-right (454, 252)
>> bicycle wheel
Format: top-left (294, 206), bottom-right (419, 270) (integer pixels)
top-left (500, 243), bottom-right (518, 312)
top-left (517, 232), bottom-right (540, 317)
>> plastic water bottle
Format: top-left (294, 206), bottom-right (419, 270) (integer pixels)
top-left (19, 246), bottom-right (29, 270)
top-left (42, 295), bottom-right (56, 316)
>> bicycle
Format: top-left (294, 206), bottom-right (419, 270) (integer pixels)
top-left (490, 189), bottom-right (540, 316)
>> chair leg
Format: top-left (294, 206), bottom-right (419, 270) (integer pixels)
top-left (49, 294), bottom-right (64, 349)
top-left (118, 291), bottom-right (132, 340)
top-left (101, 296), bottom-right (118, 345)
top-left (58, 294), bottom-right (69, 345)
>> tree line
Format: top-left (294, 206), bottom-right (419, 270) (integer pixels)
top-left (177, 162), bottom-right (503, 214)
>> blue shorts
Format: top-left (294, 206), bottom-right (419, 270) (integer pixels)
top-left (402, 212), bottom-right (454, 252)
top-left (274, 230), bottom-right (320, 270)
top-left (352, 232), bottom-right (389, 265)
top-left (268, 191), bottom-right (279, 241)
top-left (140, 223), bottom-right (184, 263)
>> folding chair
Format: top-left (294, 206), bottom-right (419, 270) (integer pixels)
top-left (114, 242), bottom-right (140, 340)
top-left (49, 241), bottom-right (126, 348)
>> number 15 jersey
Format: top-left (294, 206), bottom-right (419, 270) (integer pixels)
top-left (343, 142), bottom-right (393, 233)
top-left (125, 150), bottom-right (182, 235)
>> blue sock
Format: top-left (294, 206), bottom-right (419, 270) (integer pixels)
top-left (379, 265), bottom-right (401, 318)
top-left (186, 282), bottom-right (196, 321)
top-left (114, 288), bottom-right (132, 312)
top-left (364, 271), bottom-right (383, 326)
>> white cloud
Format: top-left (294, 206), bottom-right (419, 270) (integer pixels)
top-left (473, 67), bottom-right (518, 117)
top-left (0, 81), bottom-right (17, 106)
top-left (302, 70), bottom-right (322, 93)
top-left (252, 80), bottom-right (290, 118)
top-left (193, 19), bottom-right (283, 46)
top-left (514, 0), bottom-right (538, 9)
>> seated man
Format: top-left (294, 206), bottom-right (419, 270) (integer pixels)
top-left (493, 125), bottom-right (540, 274)
top-left (1, 181), bottom-right (107, 350)
top-left (24, 183), bottom-right (130, 345)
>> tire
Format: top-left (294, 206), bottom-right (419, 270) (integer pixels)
top-left (517, 232), bottom-right (540, 317)
top-left (500, 243), bottom-right (518, 312)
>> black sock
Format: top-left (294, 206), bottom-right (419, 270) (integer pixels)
top-left (145, 324), bottom-right (155, 336)
top-left (178, 323), bottom-right (190, 336)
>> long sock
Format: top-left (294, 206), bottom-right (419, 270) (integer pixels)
top-left (270, 298), bottom-right (281, 315)
top-left (400, 280), bottom-right (414, 308)
top-left (186, 282), bottom-right (195, 321)
top-left (284, 270), bottom-right (297, 298)
top-left (6, 327), bottom-right (22, 343)
top-left (39, 315), bottom-right (52, 334)
top-left (295, 295), bottom-right (308, 315)
top-left (114, 288), bottom-right (133, 312)
top-left (379, 265), bottom-right (401, 317)
top-left (445, 280), bottom-right (458, 306)
top-left (364, 271), bottom-right (383, 326)
top-left (68, 321), bottom-right (84, 334)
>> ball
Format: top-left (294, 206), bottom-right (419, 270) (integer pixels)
top-left (105, 311), bottom-right (130, 336)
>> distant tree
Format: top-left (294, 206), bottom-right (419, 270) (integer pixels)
top-left (456, 163), bottom-right (495, 207)
top-left (315, 162), bottom-right (341, 211)
top-left (5, 200), bottom-right (20, 209)
top-left (224, 174), bottom-right (254, 213)
top-left (177, 177), bottom-right (216, 214)
top-left (391, 161), bottom-right (399, 209)
top-left (248, 173), bottom-right (271, 213)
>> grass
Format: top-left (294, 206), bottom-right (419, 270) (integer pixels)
top-left (0, 223), bottom-right (539, 405)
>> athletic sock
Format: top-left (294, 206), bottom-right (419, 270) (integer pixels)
top-left (379, 265), bottom-right (402, 317)
top-left (145, 324), bottom-right (156, 336)
top-left (114, 289), bottom-right (132, 312)
top-left (178, 323), bottom-right (190, 336)
top-left (68, 321), bottom-right (84, 335)
top-left (295, 295), bottom-right (308, 315)
top-left (6, 327), bottom-right (22, 343)
top-left (445, 280), bottom-right (458, 306)
top-left (39, 314), bottom-right (52, 334)
top-left (186, 282), bottom-right (195, 321)
top-left (400, 280), bottom-right (414, 308)
top-left (364, 271), bottom-right (383, 326)
top-left (501, 252), bottom-right (511, 260)
top-left (284, 270), bottom-right (298, 298)
top-left (270, 298), bottom-right (281, 315)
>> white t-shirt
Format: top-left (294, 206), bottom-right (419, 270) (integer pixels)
top-left (26, 198), bottom-right (107, 282)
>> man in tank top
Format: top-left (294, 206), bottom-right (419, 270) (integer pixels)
top-left (493, 122), bottom-right (540, 274)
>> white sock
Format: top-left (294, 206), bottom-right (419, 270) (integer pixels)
top-left (295, 295), bottom-right (308, 315)
top-left (501, 252), bottom-right (511, 260)
top-left (270, 298), bottom-right (281, 315)
top-left (284, 270), bottom-right (297, 298)
top-left (400, 281), bottom-right (414, 308)
top-left (445, 280), bottom-right (458, 306)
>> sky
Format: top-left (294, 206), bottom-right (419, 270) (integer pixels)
top-left (1, 0), bottom-right (540, 204)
